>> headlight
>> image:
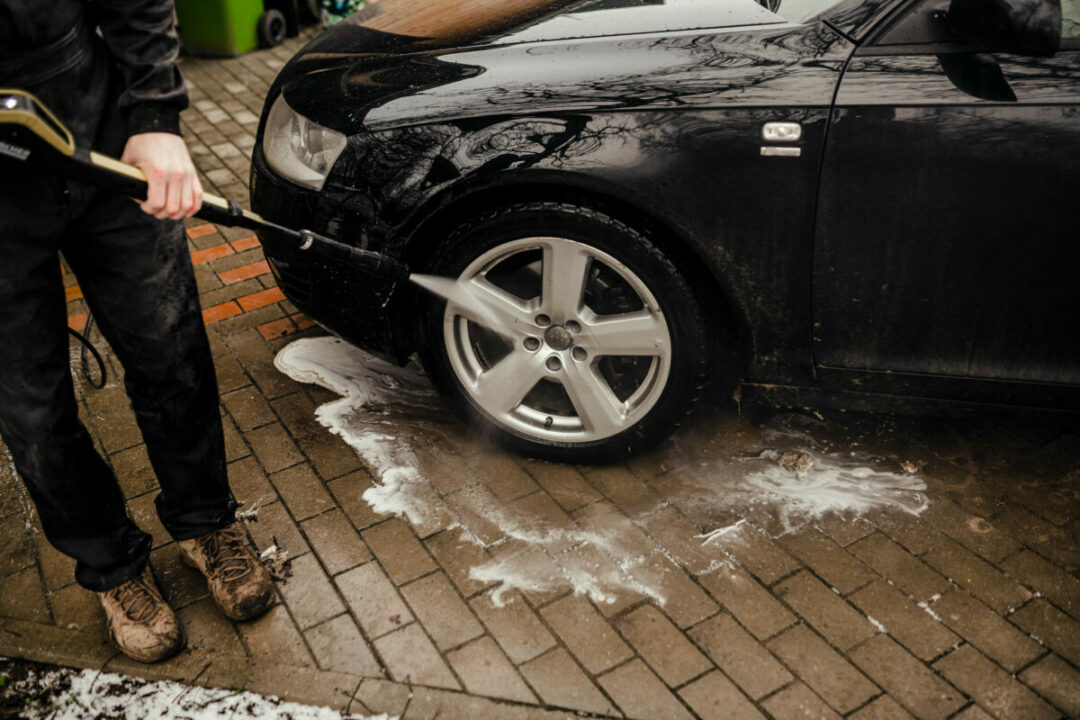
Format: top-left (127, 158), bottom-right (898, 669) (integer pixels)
top-left (263, 94), bottom-right (347, 191)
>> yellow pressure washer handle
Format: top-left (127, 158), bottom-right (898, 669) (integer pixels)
top-left (0, 88), bottom-right (75, 156)
top-left (0, 88), bottom-right (410, 281)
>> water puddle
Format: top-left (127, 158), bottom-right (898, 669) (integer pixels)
top-left (275, 336), bottom-right (929, 607)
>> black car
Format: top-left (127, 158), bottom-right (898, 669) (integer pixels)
top-left (251, 0), bottom-right (1080, 462)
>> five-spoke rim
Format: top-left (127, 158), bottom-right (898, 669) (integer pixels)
top-left (440, 237), bottom-right (671, 443)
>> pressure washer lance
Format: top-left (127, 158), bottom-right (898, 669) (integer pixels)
top-left (0, 89), bottom-right (411, 281)
top-left (0, 88), bottom-right (414, 385)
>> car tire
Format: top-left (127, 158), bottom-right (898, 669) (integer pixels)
top-left (257, 9), bottom-right (287, 48)
top-left (417, 202), bottom-right (710, 462)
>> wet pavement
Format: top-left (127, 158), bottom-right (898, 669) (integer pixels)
top-left (2, 28), bottom-right (1080, 720)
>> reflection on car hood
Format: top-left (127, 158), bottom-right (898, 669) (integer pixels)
top-left (272, 0), bottom-right (846, 135)
top-left (341, 0), bottom-right (788, 50)
top-left (488, 0), bottom-right (788, 44)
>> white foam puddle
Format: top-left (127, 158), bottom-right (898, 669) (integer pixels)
top-left (736, 447), bottom-right (927, 532)
top-left (274, 337), bottom-right (451, 532)
top-left (275, 337), bottom-right (930, 608)
top-left (667, 420), bottom-right (929, 537)
top-left (699, 518), bottom-right (749, 547)
top-left (464, 518), bottom-right (666, 607)
top-left (9, 664), bottom-right (389, 720)
top-left (275, 337), bottom-right (671, 606)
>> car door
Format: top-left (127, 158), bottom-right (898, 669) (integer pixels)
top-left (812, 0), bottom-right (1080, 405)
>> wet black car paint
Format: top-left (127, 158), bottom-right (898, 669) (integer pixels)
top-left (251, 0), bottom-right (1080, 416)
top-left (818, 51), bottom-right (1080, 404)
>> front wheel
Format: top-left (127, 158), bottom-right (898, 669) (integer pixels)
top-left (417, 203), bottom-right (710, 463)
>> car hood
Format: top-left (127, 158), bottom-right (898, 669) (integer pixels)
top-left (272, 0), bottom-right (846, 134)
top-left (313, 0), bottom-right (789, 53)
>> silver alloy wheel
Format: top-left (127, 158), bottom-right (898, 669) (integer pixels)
top-left (436, 236), bottom-right (672, 444)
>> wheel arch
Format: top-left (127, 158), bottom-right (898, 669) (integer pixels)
top-left (396, 173), bottom-right (750, 377)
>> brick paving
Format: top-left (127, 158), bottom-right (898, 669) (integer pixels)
top-left (2, 27), bottom-right (1080, 720)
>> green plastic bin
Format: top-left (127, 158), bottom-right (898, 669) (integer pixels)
top-left (175, 0), bottom-right (264, 57)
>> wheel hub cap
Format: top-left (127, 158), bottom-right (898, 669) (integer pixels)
top-left (544, 325), bottom-right (573, 351)
top-left (440, 236), bottom-right (672, 444)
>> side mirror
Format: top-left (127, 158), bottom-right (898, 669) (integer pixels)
top-left (948, 0), bottom-right (1062, 56)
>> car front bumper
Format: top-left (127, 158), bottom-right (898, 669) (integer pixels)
top-left (249, 148), bottom-right (414, 364)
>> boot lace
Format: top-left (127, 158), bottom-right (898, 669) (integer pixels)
top-left (108, 575), bottom-right (159, 623)
top-left (200, 525), bottom-right (253, 583)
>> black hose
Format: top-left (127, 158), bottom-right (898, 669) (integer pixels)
top-left (68, 312), bottom-right (106, 389)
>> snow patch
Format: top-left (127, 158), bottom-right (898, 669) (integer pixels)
top-left (10, 665), bottom-right (391, 720)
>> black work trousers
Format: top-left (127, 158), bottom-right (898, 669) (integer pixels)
top-left (0, 38), bottom-right (236, 593)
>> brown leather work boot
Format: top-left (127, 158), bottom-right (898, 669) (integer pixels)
top-left (178, 523), bottom-right (274, 621)
top-left (96, 567), bottom-right (184, 663)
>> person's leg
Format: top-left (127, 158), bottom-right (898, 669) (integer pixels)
top-left (62, 191), bottom-right (238, 542)
top-left (0, 174), bottom-right (153, 592)
top-left (65, 190), bottom-right (272, 622)
top-left (0, 36), bottom-right (186, 662)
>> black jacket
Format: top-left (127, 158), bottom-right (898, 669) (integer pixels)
top-left (0, 0), bottom-right (187, 136)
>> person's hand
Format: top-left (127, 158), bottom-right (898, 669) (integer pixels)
top-left (120, 132), bottom-right (204, 220)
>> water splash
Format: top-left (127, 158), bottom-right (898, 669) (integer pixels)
top-left (409, 273), bottom-right (508, 332)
